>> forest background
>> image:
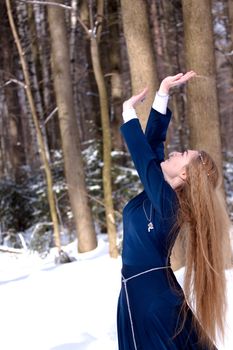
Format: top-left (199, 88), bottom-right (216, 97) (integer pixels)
top-left (0, 0), bottom-right (233, 264)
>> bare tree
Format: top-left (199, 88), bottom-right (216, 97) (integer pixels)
top-left (182, 0), bottom-right (232, 267)
top-left (107, 0), bottom-right (124, 151)
top-left (210, 0), bottom-right (233, 153)
top-left (0, 6), bottom-right (24, 180)
top-left (228, 0), bottom-right (233, 46)
top-left (182, 0), bottom-right (223, 172)
top-left (88, 0), bottom-right (118, 257)
top-left (120, 0), bottom-right (158, 128)
top-left (47, 0), bottom-right (97, 252)
top-left (6, 0), bottom-right (61, 252)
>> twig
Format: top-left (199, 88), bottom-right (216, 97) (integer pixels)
top-left (225, 51), bottom-right (233, 56)
top-left (18, 233), bottom-right (28, 249)
top-left (56, 186), bottom-right (122, 218)
top-left (18, 0), bottom-right (72, 10)
top-left (88, 0), bottom-right (94, 32)
top-left (0, 245), bottom-right (23, 254)
top-left (86, 192), bottom-right (122, 218)
top-left (19, 0), bottom-right (90, 35)
top-left (1, 78), bottom-right (27, 89)
top-left (44, 107), bottom-right (58, 124)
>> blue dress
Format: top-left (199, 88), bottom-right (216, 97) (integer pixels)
top-left (117, 108), bottom-right (217, 350)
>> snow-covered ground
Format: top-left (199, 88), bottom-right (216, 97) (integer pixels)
top-left (0, 236), bottom-right (232, 350)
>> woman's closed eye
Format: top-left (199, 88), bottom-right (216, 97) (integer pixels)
top-left (169, 151), bottom-right (184, 158)
top-left (168, 152), bottom-right (175, 158)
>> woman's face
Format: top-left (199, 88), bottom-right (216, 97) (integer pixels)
top-left (161, 150), bottom-right (198, 180)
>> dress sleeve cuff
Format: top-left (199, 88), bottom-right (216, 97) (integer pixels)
top-left (122, 108), bottom-right (138, 123)
top-left (152, 91), bottom-right (169, 115)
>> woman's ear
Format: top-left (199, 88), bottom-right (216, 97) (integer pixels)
top-left (179, 168), bottom-right (187, 181)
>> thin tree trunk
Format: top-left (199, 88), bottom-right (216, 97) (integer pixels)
top-left (47, 0), bottom-right (97, 252)
top-left (108, 0), bottom-right (124, 151)
top-left (89, 1), bottom-right (118, 258)
top-left (6, 0), bottom-right (61, 252)
top-left (0, 94), bottom-right (9, 179)
top-left (1, 5), bottom-right (24, 180)
top-left (120, 0), bottom-right (158, 128)
top-left (15, 0), bottom-right (40, 171)
top-left (33, 3), bottom-right (60, 151)
top-left (0, 106), bottom-right (3, 179)
top-left (228, 0), bottom-right (233, 49)
top-left (72, 0), bottom-right (97, 144)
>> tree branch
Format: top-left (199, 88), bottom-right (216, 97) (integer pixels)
top-left (0, 245), bottom-right (23, 254)
top-left (18, 0), bottom-right (72, 10)
top-left (18, 0), bottom-right (91, 36)
top-left (44, 107), bottom-right (58, 124)
top-left (1, 78), bottom-right (27, 89)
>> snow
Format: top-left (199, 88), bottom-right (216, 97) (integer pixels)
top-left (0, 237), bottom-right (233, 350)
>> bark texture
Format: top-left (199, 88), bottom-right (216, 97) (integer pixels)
top-left (90, 34), bottom-right (118, 258)
top-left (120, 0), bottom-right (158, 128)
top-left (6, 0), bottom-right (61, 251)
top-left (182, 0), bottom-right (223, 172)
top-left (182, 0), bottom-right (232, 268)
top-left (47, 0), bottom-right (97, 252)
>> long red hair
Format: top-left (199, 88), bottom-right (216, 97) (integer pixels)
top-left (175, 150), bottom-right (231, 348)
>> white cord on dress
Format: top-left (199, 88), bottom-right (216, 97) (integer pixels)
top-left (121, 266), bottom-right (171, 350)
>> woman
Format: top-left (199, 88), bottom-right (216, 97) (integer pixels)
top-left (117, 72), bottom-right (230, 349)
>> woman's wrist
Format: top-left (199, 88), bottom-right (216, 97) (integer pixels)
top-left (122, 108), bottom-right (138, 123)
top-left (158, 81), bottom-right (170, 95)
top-left (152, 91), bottom-right (169, 114)
top-left (157, 90), bottom-right (169, 98)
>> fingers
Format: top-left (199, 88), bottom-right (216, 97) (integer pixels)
top-left (184, 70), bottom-right (196, 77)
top-left (135, 87), bottom-right (149, 101)
top-left (172, 71), bottom-right (196, 81)
top-left (172, 73), bottom-right (184, 81)
top-left (169, 71), bottom-right (196, 87)
top-left (123, 87), bottom-right (148, 109)
top-left (177, 71), bottom-right (196, 84)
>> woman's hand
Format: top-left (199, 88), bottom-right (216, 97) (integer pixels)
top-left (159, 71), bottom-right (196, 95)
top-left (123, 87), bottom-right (148, 112)
top-left (122, 71), bottom-right (196, 112)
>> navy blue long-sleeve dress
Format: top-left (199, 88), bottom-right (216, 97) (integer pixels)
top-left (117, 108), bottom-right (217, 350)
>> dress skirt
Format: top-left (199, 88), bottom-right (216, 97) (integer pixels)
top-left (117, 264), bottom-right (217, 350)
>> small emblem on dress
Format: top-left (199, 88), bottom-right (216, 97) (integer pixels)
top-left (143, 199), bottom-right (154, 232)
top-left (148, 222), bottom-right (154, 232)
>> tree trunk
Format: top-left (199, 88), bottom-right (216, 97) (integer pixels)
top-left (32, 3), bottom-right (60, 151)
top-left (89, 25), bottom-right (118, 258)
top-left (47, 0), bottom-right (97, 252)
top-left (15, 0), bottom-right (41, 171)
top-left (228, 0), bottom-right (233, 47)
top-left (108, 0), bottom-right (124, 151)
top-left (149, 1), bottom-right (165, 80)
top-left (6, 0), bottom-right (61, 252)
top-left (225, 0), bottom-right (233, 151)
top-left (1, 3), bottom-right (24, 180)
top-left (120, 0), bottom-right (158, 128)
top-left (182, 0), bottom-right (232, 268)
top-left (159, 0), bottom-right (188, 152)
top-left (90, 41), bottom-right (118, 257)
top-left (182, 0), bottom-right (223, 172)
